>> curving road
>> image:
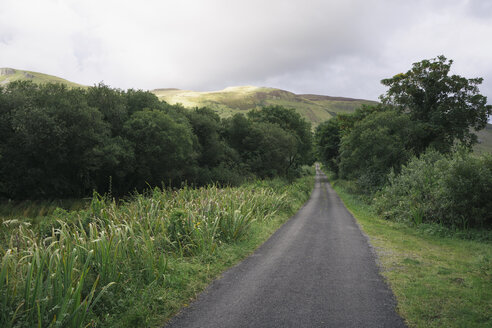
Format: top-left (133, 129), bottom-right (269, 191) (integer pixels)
top-left (164, 167), bottom-right (406, 328)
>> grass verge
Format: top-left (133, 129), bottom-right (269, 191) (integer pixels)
top-left (331, 181), bottom-right (492, 328)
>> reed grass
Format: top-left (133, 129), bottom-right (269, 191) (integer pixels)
top-left (0, 175), bottom-right (314, 327)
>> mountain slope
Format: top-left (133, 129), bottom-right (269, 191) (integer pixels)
top-left (0, 67), bottom-right (85, 88)
top-left (152, 86), bottom-right (376, 125)
top-left (475, 124), bottom-right (492, 153)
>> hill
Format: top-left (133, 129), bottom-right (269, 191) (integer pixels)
top-left (0, 67), bottom-right (85, 88)
top-left (152, 86), bottom-right (375, 125)
top-left (475, 124), bottom-right (492, 153)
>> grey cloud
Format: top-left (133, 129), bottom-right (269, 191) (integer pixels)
top-left (0, 0), bottom-right (491, 105)
top-left (466, 0), bottom-right (492, 19)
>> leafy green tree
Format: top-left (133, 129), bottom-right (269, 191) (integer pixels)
top-left (223, 114), bottom-right (298, 178)
top-left (248, 105), bottom-right (314, 172)
top-left (335, 104), bottom-right (388, 135)
top-left (123, 109), bottom-right (195, 189)
top-left (184, 107), bottom-right (241, 185)
top-left (315, 104), bottom-right (396, 175)
top-left (125, 89), bottom-right (163, 115)
top-left (0, 82), bottom-right (110, 198)
top-left (247, 122), bottom-right (298, 178)
top-left (315, 118), bottom-right (341, 172)
top-left (339, 110), bottom-right (421, 192)
top-left (87, 83), bottom-right (128, 136)
top-left (380, 55), bottom-right (492, 153)
top-left (186, 107), bottom-right (228, 168)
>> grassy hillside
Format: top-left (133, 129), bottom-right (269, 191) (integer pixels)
top-left (475, 124), bottom-right (492, 153)
top-left (0, 67), bottom-right (85, 88)
top-left (153, 86), bottom-right (375, 125)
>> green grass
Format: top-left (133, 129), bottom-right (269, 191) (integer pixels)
top-left (0, 174), bottom-right (314, 327)
top-left (0, 67), bottom-right (86, 88)
top-left (474, 124), bottom-right (492, 154)
top-left (0, 199), bottom-right (89, 223)
top-left (330, 180), bottom-right (492, 328)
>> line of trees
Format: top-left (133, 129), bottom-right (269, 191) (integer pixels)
top-left (315, 55), bottom-right (492, 228)
top-left (0, 81), bottom-right (313, 199)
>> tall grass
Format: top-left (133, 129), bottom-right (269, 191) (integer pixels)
top-left (0, 176), bottom-right (313, 327)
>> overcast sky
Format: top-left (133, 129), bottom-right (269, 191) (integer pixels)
top-left (1, 0), bottom-right (492, 102)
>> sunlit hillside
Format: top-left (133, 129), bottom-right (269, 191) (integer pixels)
top-left (475, 124), bottom-right (492, 153)
top-left (0, 67), bottom-right (85, 88)
top-left (152, 86), bottom-right (375, 125)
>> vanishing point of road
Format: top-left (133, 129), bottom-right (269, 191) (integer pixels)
top-left (164, 166), bottom-right (406, 328)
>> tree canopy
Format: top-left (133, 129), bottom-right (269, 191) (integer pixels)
top-left (380, 55), bottom-right (492, 152)
top-left (316, 55), bottom-right (492, 193)
top-left (0, 81), bottom-right (311, 199)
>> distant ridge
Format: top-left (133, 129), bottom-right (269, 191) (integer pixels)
top-left (0, 68), bottom-right (374, 124)
top-left (152, 86), bottom-right (377, 125)
top-left (0, 68), bottom-right (85, 88)
top-left (299, 94), bottom-right (371, 102)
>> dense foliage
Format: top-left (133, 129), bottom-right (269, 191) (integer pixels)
top-left (380, 55), bottom-right (491, 153)
top-left (338, 110), bottom-right (420, 191)
top-left (375, 149), bottom-right (492, 228)
top-left (0, 81), bottom-right (313, 199)
top-left (316, 56), bottom-right (492, 228)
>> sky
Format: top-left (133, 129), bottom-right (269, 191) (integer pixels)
top-left (1, 0), bottom-right (492, 102)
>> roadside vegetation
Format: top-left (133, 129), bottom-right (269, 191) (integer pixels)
top-left (316, 55), bottom-right (492, 327)
top-left (0, 80), bottom-right (316, 327)
top-left (0, 174), bottom-right (314, 327)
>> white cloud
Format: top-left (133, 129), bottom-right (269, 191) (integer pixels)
top-left (0, 0), bottom-right (491, 104)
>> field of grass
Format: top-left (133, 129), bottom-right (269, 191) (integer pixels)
top-left (330, 180), bottom-right (492, 328)
top-left (0, 68), bottom-right (85, 88)
top-left (475, 124), bottom-right (492, 153)
top-left (0, 174), bottom-right (314, 327)
top-left (153, 86), bottom-right (375, 126)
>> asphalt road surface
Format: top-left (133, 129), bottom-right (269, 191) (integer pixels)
top-left (164, 167), bottom-right (406, 328)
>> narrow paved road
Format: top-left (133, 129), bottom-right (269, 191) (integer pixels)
top-left (164, 167), bottom-right (406, 328)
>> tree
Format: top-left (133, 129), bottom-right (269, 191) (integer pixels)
top-left (248, 105), bottom-right (314, 172)
top-left (223, 113), bottom-right (298, 178)
top-left (87, 83), bottom-right (128, 136)
top-left (123, 109), bottom-right (195, 190)
top-left (314, 104), bottom-right (390, 174)
top-left (339, 110), bottom-right (421, 192)
top-left (246, 122), bottom-right (298, 178)
top-left (186, 107), bottom-right (227, 168)
top-left (0, 82), bottom-right (111, 198)
top-left (184, 107), bottom-right (242, 185)
top-left (315, 118), bottom-right (341, 172)
top-left (125, 89), bottom-right (163, 115)
top-left (380, 55), bottom-right (492, 153)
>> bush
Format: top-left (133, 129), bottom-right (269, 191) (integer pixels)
top-left (440, 151), bottom-right (492, 227)
top-left (375, 149), bottom-right (492, 228)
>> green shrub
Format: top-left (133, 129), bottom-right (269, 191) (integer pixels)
top-left (439, 152), bottom-right (492, 228)
top-left (375, 149), bottom-right (492, 228)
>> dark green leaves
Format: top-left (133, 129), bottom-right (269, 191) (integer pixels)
top-left (380, 55), bottom-right (492, 153)
top-left (0, 82), bottom-right (309, 199)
